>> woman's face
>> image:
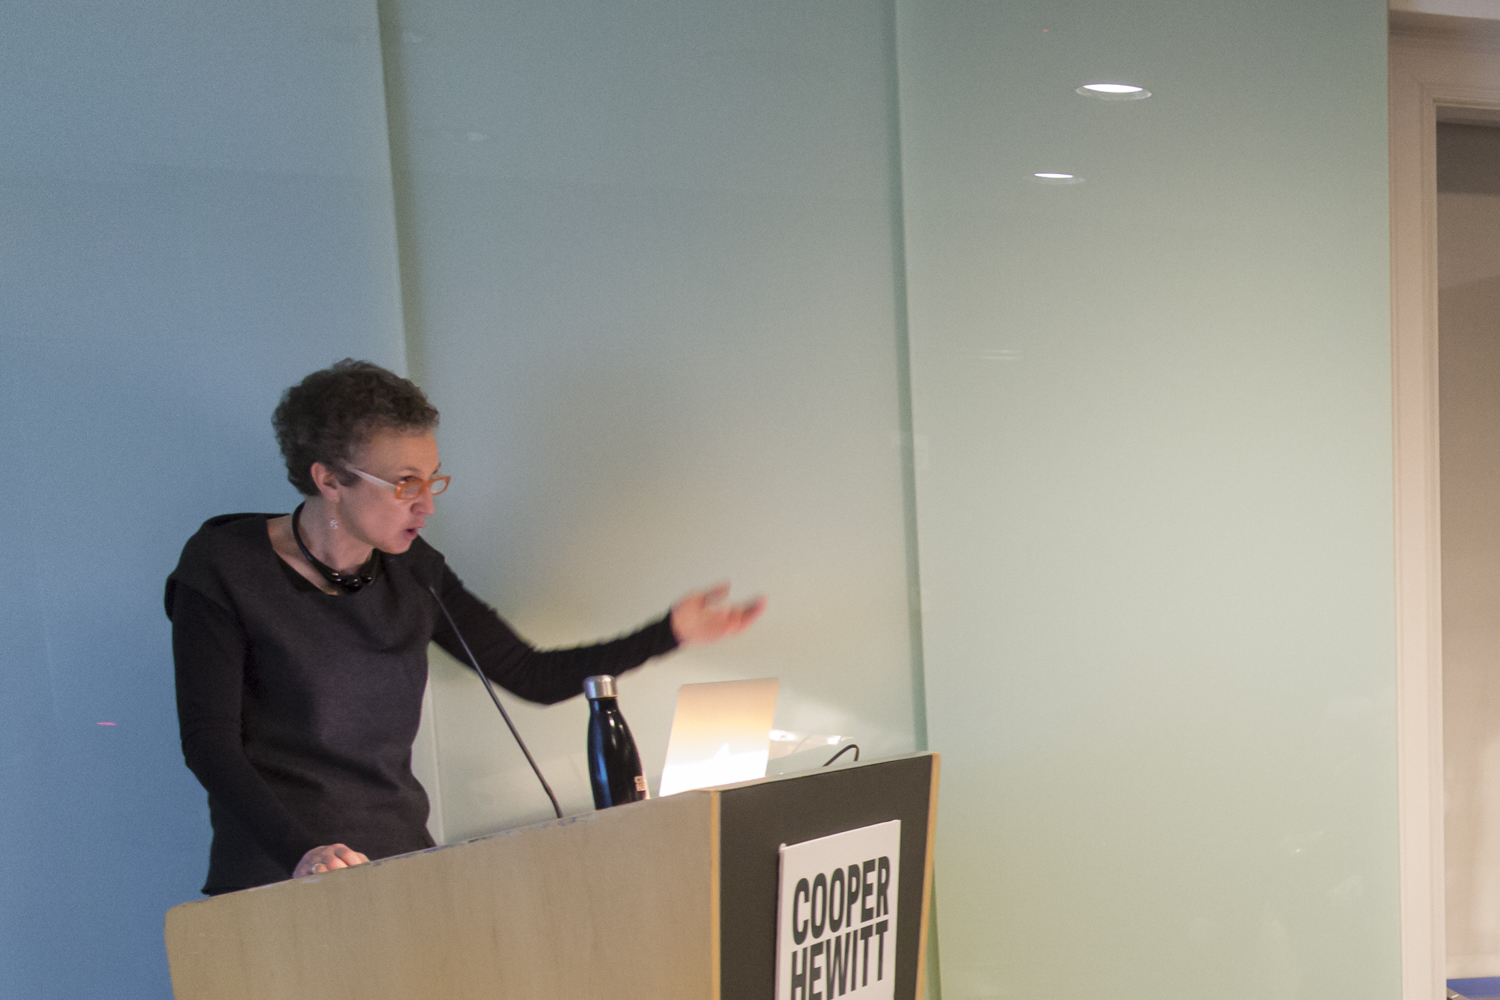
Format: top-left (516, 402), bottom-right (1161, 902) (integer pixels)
top-left (331, 428), bottom-right (441, 554)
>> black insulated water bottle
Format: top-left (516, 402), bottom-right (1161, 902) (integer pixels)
top-left (584, 675), bottom-right (648, 809)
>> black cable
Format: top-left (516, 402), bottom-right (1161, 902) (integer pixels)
top-left (428, 586), bottom-right (563, 819)
top-left (824, 743), bottom-right (860, 767)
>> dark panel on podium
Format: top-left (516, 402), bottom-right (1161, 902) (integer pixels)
top-left (717, 753), bottom-right (934, 1000)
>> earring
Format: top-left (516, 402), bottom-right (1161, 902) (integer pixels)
top-left (329, 518), bottom-right (340, 530)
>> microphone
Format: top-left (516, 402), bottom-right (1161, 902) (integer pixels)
top-left (428, 585), bottom-right (563, 820)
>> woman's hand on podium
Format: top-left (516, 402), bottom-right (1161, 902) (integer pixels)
top-left (670, 583), bottom-right (765, 647)
top-left (293, 843), bottom-right (369, 878)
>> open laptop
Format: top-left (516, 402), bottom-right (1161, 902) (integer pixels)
top-left (657, 678), bottom-right (780, 796)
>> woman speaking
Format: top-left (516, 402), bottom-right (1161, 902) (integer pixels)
top-left (166, 360), bottom-right (763, 895)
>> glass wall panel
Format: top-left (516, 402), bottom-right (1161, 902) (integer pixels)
top-left (0, 1), bottom-right (404, 996)
top-left (895, 1), bottom-right (1397, 996)
top-left (379, 0), bottom-right (923, 837)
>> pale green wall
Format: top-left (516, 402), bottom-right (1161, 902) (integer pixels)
top-left (896, 1), bottom-right (1398, 997)
top-left (0, 1), bottom-right (1402, 997)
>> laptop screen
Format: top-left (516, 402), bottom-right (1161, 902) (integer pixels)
top-left (657, 678), bottom-right (780, 796)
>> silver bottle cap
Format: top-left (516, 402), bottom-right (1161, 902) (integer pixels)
top-left (583, 675), bottom-right (616, 700)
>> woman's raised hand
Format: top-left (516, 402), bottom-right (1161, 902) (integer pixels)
top-left (293, 843), bottom-right (369, 878)
top-left (670, 583), bottom-right (765, 647)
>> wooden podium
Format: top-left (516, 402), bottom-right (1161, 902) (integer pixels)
top-left (164, 752), bottom-right (939, 1000)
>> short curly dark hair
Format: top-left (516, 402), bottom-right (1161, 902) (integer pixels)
top-left (272, 359), bottom-right (440, 496)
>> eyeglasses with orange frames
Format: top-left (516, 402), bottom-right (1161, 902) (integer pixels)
top-left (348, 466), bottom-right (451, 500)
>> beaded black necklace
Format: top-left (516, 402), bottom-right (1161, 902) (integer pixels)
top-left (291, 502), bottom-right (380, 593)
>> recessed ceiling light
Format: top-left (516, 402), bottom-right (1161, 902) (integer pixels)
top-left (1077, 83), bottom-right (1151, 101)
top-left (1032, 172), bottom-right (1084, 185)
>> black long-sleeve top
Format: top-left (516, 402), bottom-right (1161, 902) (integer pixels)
top-left (166, 513), bottom-right (678, 894)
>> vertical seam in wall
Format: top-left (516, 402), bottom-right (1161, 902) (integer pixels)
top-left (373, 0), bottom-right (446, 840)
top-left (373, 0), bottom-right (428, 390)
top-left (886, 6), bottom-right (941, 996)
top-left (885, 0), bottom-right (929, 755)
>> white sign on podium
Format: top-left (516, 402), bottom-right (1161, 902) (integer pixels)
top-left (774, 820), bottom-right (901, 1000)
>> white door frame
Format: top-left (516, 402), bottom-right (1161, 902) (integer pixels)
top-left (1391, 13), bottom-right (1500, 1000)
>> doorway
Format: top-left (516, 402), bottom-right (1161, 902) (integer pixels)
top-left (1392, 13), bottom-right (1500, 1000)
top-left (1439, 118), bottom-right (1500, 991)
